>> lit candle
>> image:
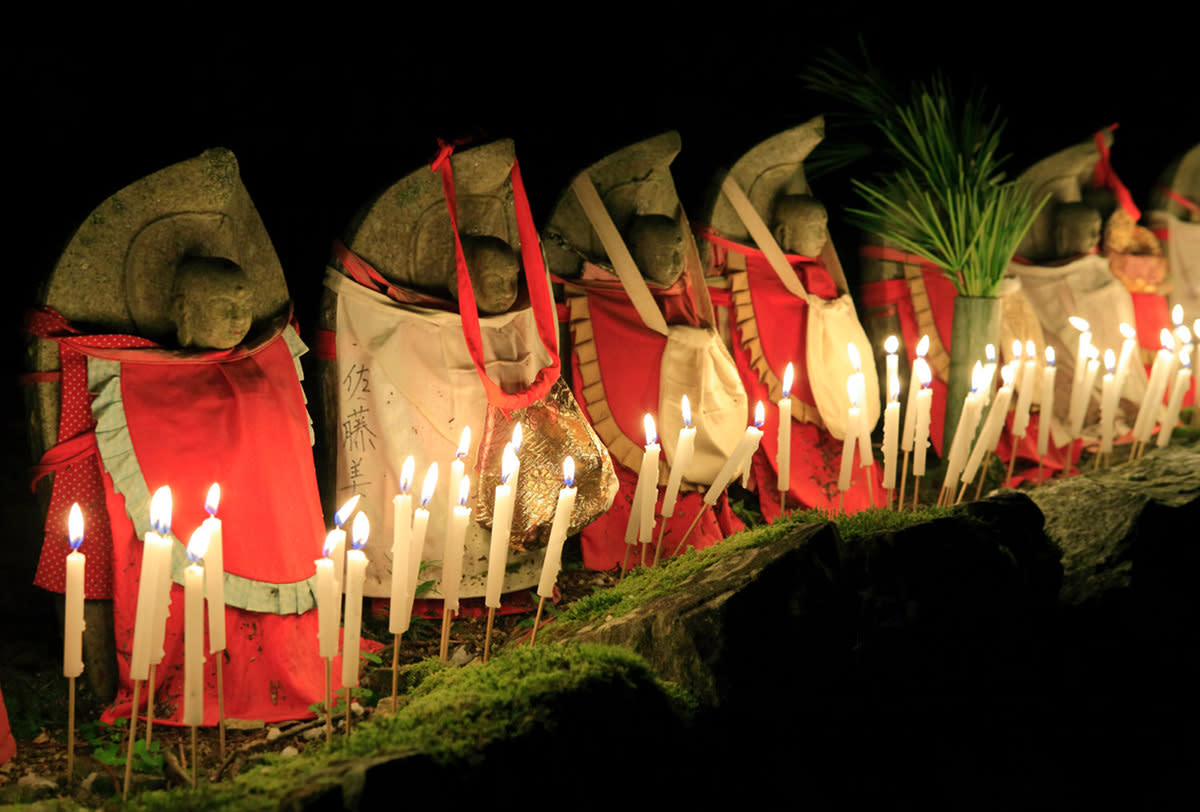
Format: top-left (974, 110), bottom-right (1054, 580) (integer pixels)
top-left (1069, 316), bottom-right (1092, 391)
top-left (330, 494), bottom-right (361, 595)
top-left (961, 363), bottom-right (1015, 487)
top-left (704, 402), bottom-right (765, 505)
top-left (442, 474), bottom-right (471, 613)
top-left (202, 484), bottom-right (225, 655)
top-left (486, 444), bottom-right (518, 608)
top-left (1114, 323), bottom-right (1137, 401)
top-left (538, 457), bottom-right (578, 600)
top-left (1068, 345), bottom-right (1101, 441)
top-left (63, 504), bottom-right (85, 679)
top-left (882, 374), bottom-right (901, 492)
top-left (639, 415), bottom-right (661, 543)
top-left (854, 375), bottom-right (874, 475)
top-left (130, 487), bottom-right (172, 681)
top-left (1133, 331), bottom-right (1175, 445)
top-left (315, 533), bottom-right (339, 660)
top-left (148, 486), bottom-right (174, 671)
top-left (1037, 346), bottom-right (1058, 458)
top-left (912, 359), bottom-right (934, 477)
top-left (405, 463), bottom-right (438, 619)
top-left (777, 364), bottom-right (794, 493)
top-left (1157, 348), bottom-right (1193, 448)
top-left (447, 428), bottom-right (471, 527)
top-left (944, 362), bottom-right (988, 490)
top-left (979, 343), bottom-right (998, 406)
top-left (341, 513), bottom-right (370, 689)
top-left (1011, 340), bottom-right (1039, 442)
top-left (661, 395), bottom-right (696, 519)
top-left (1098, 349), bottom-right (1118, 455)
top-left (389, 456), bottom-right (415, 636)
top-left (884, 335), bottom-right (899, 393)
top-left (838, 379), bottom-right (861, 493)
top-left (901, 335), bottom-right (930, 454)
top-left (183, 525), bottom-right (210, 727)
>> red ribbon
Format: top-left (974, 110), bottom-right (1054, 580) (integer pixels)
top-left (1093, 124), bottom-right (1141, 222)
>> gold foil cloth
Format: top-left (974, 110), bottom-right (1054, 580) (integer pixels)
top-left (475, 377), bottom-right (616, 552)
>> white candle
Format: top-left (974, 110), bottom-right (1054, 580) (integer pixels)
top-left (442, 474), bottom-right (471, 613)
top-left (979, 343), bottom-right (998, 406)
top-left (884, 335), bottom-right (899, 394)
top-left (1099, 350), bottom-right (1118, 454)
top-left (130, 488), bottom-right (172, 681)
top-left (912, 358), bottom-right (934, 477)
top-left (777, 363), bottom-right (794, 493)
top-left (1069, 316), bottom-right (1092, 393)
top-left (1011, 340), bottom-right (1039, 441)
top-left (538, 457), bottom-right (578, 600)
top-left (901, 335), bottom-right (930, 454)
top-left (202, 484), bottom-right (225, 655)
top-left (1069, 348), bottom-right (1101, 440)
top-left (1037, 347), bottom-right (1058, 457)
top-left (341, 513), bottom-right (369, 689)
top-left (838, 378), bottom-right (860, 493)
top-left (149, 487), bottom-right (174, 670)
top-left (486, 444), bottom-right (519, 608)
top-left (510, 422), bottom-right (524, 497)
top-left (638, 415), bottom-right (661, 543)
top-left (447, 428), bottom-right (471, 527)
top-left (1114, 323), bottom-right (1137, 401)
top-left (944, 362), bottom-right (988, 488)
top-left (183, 525), bottom-right (210, 727)
top-left (1157, 349), bottom-right (1192, 447)
top-left (63, 504), bottom-right (85, 679)
top-left (704, 402), bottom-right (765, 505)
top-left (882, 375), bottom-right (901, 490)
top-left (961, 364), bottom-right (1014, 486)
top-left (1133, 336), bottom-right (1174, 444)
top-left (854, 374), bottom-right (874, 473)
top-left (315, 534), bottom-right (339, 659)
top-left (405, 463), bottom-right (438, 620)
top-left (661, 395), bottom-right (696, 518)
top-left (389, 456), bottom-right (415, 636)
top-left (330, 494), bottom-right (361, 595)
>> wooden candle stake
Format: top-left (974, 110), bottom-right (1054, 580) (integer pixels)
top-left (618, 547), bottom-right (632, 582)
top-left (66, 676), bottom-right (75, 786)
top-left (530, 597), bottom-right (546, 646)
top-left (122, 679), bottom-right (141, 800)
top-left (898, 451), bottom-right (911, 511)
top-left (190, 725), bottom-right (198, 788)
top-left (1006, 449), bottom-right (1018, 484)
top-left (345, 687), bottom-right (352, 737)
top-left (865, 475), bottom-right (874, 507)
top-left (439, 611), bottom-right (452, 663)
top-left (484, 607), bottom-right (496, 663)
top-left (145, 664), bottom-right (156, 748)
top-left (779, 491), bottom-right (787, 516)
top-left (217, 655), bottom-right (225, 762)
top-left (956, 480), bottom-right (968, 505)
top-left (1036, 457), bottom-right (1044, 483)
top-left (671, 503), bottom-right (710, 558)
top-left (325, 659), bottom-right (332, 745)
top-left (652, 519), bottom-right (668, 568)
top-left (838, 491), bottom-right (845, 515)
top-left (912, 476), bottom-right (921, 510)
top-left (974, 453), bottom-right (990, 501)
top-left (391, 633), bottom-right (400, 708)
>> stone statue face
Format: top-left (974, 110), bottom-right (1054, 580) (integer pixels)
top-left (771, 194), bottom-right (828, 257)
top-left (1054, 203), bottom-right (1102, 258)
top-left (461, 235), bottom-right (519, 315)
top-left (627, 214), bottom-right (685, 286)
top-left (171, 257), bottom-right (253, 349)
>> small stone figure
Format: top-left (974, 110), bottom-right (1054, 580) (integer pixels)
top-left (170, 256), bottom-right (254, 349)
top-left (771, 194), bottom-right (829, 258)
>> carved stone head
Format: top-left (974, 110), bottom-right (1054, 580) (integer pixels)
top-left (171, 256), bottom-right (253, 349)
top-left (1053, 202), bottom-right (1102, 258)
top-left (771, 194), bottom-right (829, 258)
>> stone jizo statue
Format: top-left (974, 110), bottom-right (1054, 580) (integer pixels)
top-left (771, 194), bottom-right (829, 258)
top-left (170, 256), bottom-right (254, 349)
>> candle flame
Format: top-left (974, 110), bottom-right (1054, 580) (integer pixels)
top-left (884, 335), bottom-right (899, 354)
top-left (563, 456), bottom-right (576, 488)
top-left (971, 360), bottom-right (987, 392)
top-left (335, 494), bottom-right (361, 527)
top-left (1176, 325), bottom-right (1193, 346)
top-left (847, 342), bottom-right (861, 371)
top-left (205, 483), bottom-right (220, 516)
top-left (985, 343), bottom-right (996, 363)
top-left (458, 473), bottom-right (471, 507)
top-left (1120, 322), bottom-right (1137, 340)
top-left (501, 443), bottom-right (518, 485)
top-left (1000, 363), bottom-right (1015, 387)
top-left (681, 394), bottom-right (692, 428)
top-left (753, 400), bottom-right (765, 428)
top-left (1069, 316), bottom-right (1090, 333)
top-left (399, 456), bottom-right (415, 493)
top-left (888, 374), bottom-right (900, 403)
top-left (351, 512), bottom-right (369, 550)
top-left (68, 503), bottom-right (84, 551)
top-left (915, 357), bottom-right (933, 388)
top-left (643, 413), bottom-right (658, 447)
top-left (846, 377), bottom-right (859, 408)
top-left (1025, 340), bottom-right (1036, 358)
top-left (420, 462), bottom-right (439, 507)
top-left (1172, 304), bottom-right (1183, 326)
top-left (322, 531), bottom-right (338, 558)
top-left (456, 426), bottom-right (471, 459)
top-left (1011, 339), bottom-right (1022, 360)
top-left (150, 486), bottom-right (172, 535)
top-left (782, 362), bottom-right (794, 398)
top-left (916, 334), bottom-right (930, 357)
top-left (1161, 328), bottom-right (1175, 351)
top-left (512, 422), bottom-right (523, 453)
top-left (1105, 348), bottom-right (1116, 373)
top-left (1045, 346), bottom-right (1055, 365)
top-left (186, 525), bottom-right (210, 564)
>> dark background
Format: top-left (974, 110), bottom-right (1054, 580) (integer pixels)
top-left (1, 13), bottom-right (1195, 653)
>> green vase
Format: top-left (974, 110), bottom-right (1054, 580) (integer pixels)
top-left (943, 295), bottom-right (1001, 456)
